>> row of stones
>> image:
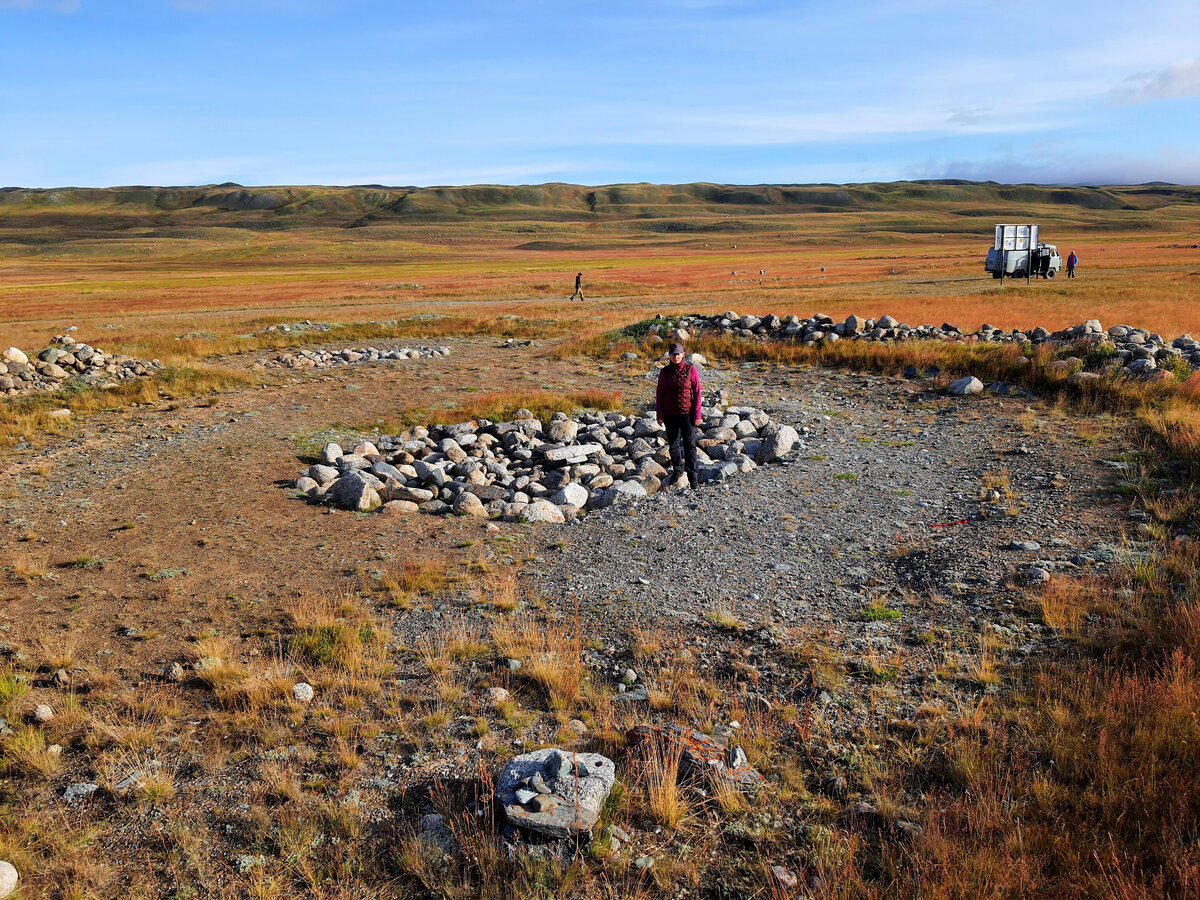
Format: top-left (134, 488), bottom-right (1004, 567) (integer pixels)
top-left (291, 403), bottom-right (801, 522)
top-left (251, 344), bottom-right (451, 371)
top-left (654, 312), bottom-right (1200, 372)
top-left (1, 333), bottom-right (161, 397)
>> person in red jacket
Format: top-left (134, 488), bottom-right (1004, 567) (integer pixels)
top-left (656, 342), bottom-right (703, 489)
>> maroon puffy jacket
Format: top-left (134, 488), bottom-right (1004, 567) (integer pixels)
top-left (656, 362), bottom-right (702, 421)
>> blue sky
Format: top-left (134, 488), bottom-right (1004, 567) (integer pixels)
top-left (2, 0), bottom-right (1198, 187)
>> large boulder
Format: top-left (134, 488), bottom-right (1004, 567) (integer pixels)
top-left (947, 376), bottom-right (984, 396)
top-left (320, 442), bottom-right (343, 466)
top-left (756, 424), bottom-right (799, 463)
top-left (2, 348), bottom-right (28, 365)
top-left (307, 464), bottom-right (340, 485)
top-left (452, 492), bottom-right (488, 518)
top-left (328, 471), bottom-right (380, 511)
top-left (551, 483), bottom-right (589, 509)
top-left (497, 748), bottom-right (617, 839)
top-left (521, 499), bottom-right (566, 524)
top-left (547, 419), bottom-right (579, 444)
top-left (594, 480), bottom-right (647, 509)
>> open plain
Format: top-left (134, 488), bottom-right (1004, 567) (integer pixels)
top-left (1, 182), bottom-right (1199, 899)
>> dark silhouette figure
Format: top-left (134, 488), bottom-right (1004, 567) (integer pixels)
top-left (570, 272), bottom-right (584, 300)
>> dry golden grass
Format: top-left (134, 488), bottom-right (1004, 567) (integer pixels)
top-left (33, 633), bottom-right (79, 670)
top-left (491, 616), bottom-right (585, 711)
top-left (415, 618), bottom-right (487, 677)
top-left (378, 559), bottom-right (453, 608)
top-left (634, 732), bottom-right (688, 830)
top-left (286, 593), bottom-right (390, 676)
top-left (7, 551), bottom-right (49, 583)
top-left (0, 365), bottom-right (248, 450)
top-left (2, 724), bottom-right (64, 778)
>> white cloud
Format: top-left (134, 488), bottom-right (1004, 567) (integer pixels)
top-left (1112, 58), bottom-right (1200, 104)
top-left (919, 147), bottom-right (1200, 185)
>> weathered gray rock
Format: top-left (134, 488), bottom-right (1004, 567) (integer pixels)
top-left (452, 492), bottom-right (488, 518)
top-left (307, 464), bottom-right (340, 485)
top-left (1027, 567), bottom-right (1052, 584)
top-left (756, 424), bottom-right (799, 463)
top-left (628, 724), bottom-right (765, 790)
top-left (293, 682), bottom-right (314, 702)
top-left (548, 419), bottom-right (579, 443)
top-left (551, 483), bottom-right (589, 509)
top-left (521, 499), bottom-right (566, 524)
top-left (544, 443), bottom-right (603, 462)
top-left (497, 748), bottom-right (617, 838)
top-left (383, 484), bottom-right (434, 504)
top-left (320, 443), bottom-right (343, 466)
top-left (948, 376), bottom-right (984, 396)
top-left (294, 476), bottom-right (320, 495)
top-left (0, 860), bottom-right (17, 898)
top-left (328, 471), bottom-right (380, 511)
top-left (595, 480), bottom-right (648, 508)
top-left (63, 782), bottom-right (99, 802)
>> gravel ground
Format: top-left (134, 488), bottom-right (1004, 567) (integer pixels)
top-left (504, 364), bottom-right (1134, 741)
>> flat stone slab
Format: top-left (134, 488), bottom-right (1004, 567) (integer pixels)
top-left (496, 748), bottom-right (616, 839)
top-left (542, 443), bottom-right (603, 462)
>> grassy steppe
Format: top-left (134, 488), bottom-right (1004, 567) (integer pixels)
top-left (2, 181), bottom-right (1199, 354)
top-left (2, 181), bottom-right (1200, 898)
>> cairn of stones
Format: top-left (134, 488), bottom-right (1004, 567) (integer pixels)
top-left (253, 344), bottom-right (451, 372)
top-left (1, 333), bottom-right (161, 397)
top-left (292, 395), bottom-right (801, 522)
top-left (657, 312), bottom-right (1200, 376)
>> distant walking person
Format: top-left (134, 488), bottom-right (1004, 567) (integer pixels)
top-left (656, 342), bottom-right (702, 490)
top-left (570, 272), bottom-right (584, 300)
top-left (1067, 250), bottom-right (1078, 278)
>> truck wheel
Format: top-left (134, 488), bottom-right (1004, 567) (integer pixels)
top-left (1046, 269), bottom-right (1055, 278)
top-left (1014, 270), bottom-right (1026, 279)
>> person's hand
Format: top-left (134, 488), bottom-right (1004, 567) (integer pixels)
top-left (694, 418), bottom-right (701, 427)
top-left (656, 418), bottom-right (663, 426)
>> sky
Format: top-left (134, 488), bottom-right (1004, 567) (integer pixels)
top-left (1, 0), bottom-right (1198, 188)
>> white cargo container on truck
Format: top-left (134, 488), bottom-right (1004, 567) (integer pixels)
top-left (985, 224), bottom-right (1062, 280)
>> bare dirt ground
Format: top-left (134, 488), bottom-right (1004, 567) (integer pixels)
top-left (0, 337), bottom-right (1139, 896)
top-left (2, 340), bottom-right (1128, 685)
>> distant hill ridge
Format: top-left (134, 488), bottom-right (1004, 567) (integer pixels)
top-left (2, 181), bottom-right (1198, 229)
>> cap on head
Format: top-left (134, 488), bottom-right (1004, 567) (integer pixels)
top-left (668, 342), bottom-right (685, 356)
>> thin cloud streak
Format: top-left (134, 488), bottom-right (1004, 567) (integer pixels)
top-left (1112, 58), bottom-right (1200, 104)
top-left (922, 149), bottom-right (1200, 186)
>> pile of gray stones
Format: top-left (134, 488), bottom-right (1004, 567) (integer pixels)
top-left (252, 344), bottom-right (451, 372)
top-left (292, 395), bottom-right (800, 523)
top-left (1, 331), bottom-right (161, 397)
top-left (658, 312), bottom-right (1200, 375)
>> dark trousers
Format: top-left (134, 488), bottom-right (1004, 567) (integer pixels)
top-left (663, 415), bottom-right (698, 486)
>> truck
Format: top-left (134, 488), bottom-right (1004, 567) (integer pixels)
top-left (985, 223), bottom-right (1062, 280)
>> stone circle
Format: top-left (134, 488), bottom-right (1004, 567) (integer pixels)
top-left (288, 401), bottom-right (801, 522)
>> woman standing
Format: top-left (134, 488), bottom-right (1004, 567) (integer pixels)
top-left (655, 342), bottom-right (703, 490)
